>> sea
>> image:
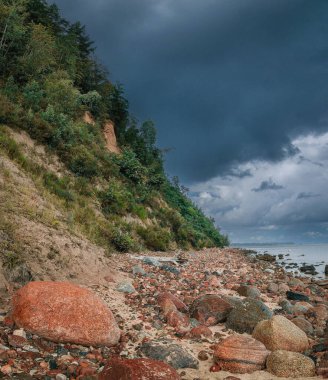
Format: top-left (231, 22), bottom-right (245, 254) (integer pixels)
top-left (232, 243), bottom-right (328, 279)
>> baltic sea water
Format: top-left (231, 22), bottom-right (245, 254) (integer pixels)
top-left (233, 243), bottom-right (328, 279)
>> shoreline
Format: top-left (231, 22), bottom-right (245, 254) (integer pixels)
top-left (0, 247), bottom-right (327, 379)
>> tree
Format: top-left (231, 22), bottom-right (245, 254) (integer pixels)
top-left (19, 23), bottom-right (56, 79)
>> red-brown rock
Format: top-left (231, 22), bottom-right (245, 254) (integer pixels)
top-left (158, 292), bottom-right (188, 312)
top-left (190, 325), bottom-right (213, 338)
top-left (11, 281), bottom-right (120, 346)
top-left (214, 334), bottom-right (270, 374)
top-left (190, 295), bottom-right (233, 325)
top-left (99, 357), bottom-right (181, 380)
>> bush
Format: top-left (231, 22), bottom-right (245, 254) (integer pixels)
top-left (68, 145), bottom-right (99, 178)
top-left (100, 181), bottom-right (133, 215)
top-left (79, 90), bottom-right (102, 116)
top-left (111, 228), bottom-right (135, 252)
top-left (23, 81), bottom-right (45, 112)
top-left (115, 149), bottom-right (146, 184)
top-left (43, 172), bottom-right (75, 203)
top-left (137, 226), bottom-right (171, 251)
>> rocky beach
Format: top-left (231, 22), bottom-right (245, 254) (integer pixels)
top-left (0, 248), bottom-right (327, 379)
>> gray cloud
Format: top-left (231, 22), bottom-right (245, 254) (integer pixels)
top-left (297, 192), bottom-right (321, 200)
top-left (52, 0), bottom-right (328, 183)
top-left (252, 179), bottom-right (284, 192)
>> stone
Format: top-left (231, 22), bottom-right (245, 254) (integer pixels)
top-left (143, 257), bottom-right (161, 267)
top-left (300, 265), bottom-right (316, 275)
top-left (116, 281), bottom-right (136, 293)
top-left (291, 317), bottom-right (314, 335)
top-left (99, 357), bottom-right (180, 380)
top-left (325, 264), bottom-right (328, 275)
top-left (140, 340), bottom-right (199, 369)
top-left (237, 285), bottom-right (261, 299)
top-left (286, 290), bottom-right (309, 302)
top-left (252, 315), bottom-right (309, 352)
top-left (279, 299), bottom-right (293, 314)
top-left (190, 294), bottom-right (233, 325)
top-left (11, 281), bottom-right (120, 346)
top-left (226, 298), bottom-right (273, 334)
top-left (257, 253), bottom-right (276, 262)
top-left (158, 292), bottom-right (188, 313)
top-left (190, 325), bottom-right (213, 338)
top-left (267, 282), bottom-right (279, 293)
top-left (132, 265), bottom-right (146, 276)
top-left (266, 350), bottom-right (315, 378)
top-left (160, 264), bottom-right (180, 275)
top-left (214, 334), bottom-right (269, 374)
top-left (288, 278), bottom-right (305, 288)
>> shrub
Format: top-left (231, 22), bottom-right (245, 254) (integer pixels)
top-left (115, 149), bottom-right (146, 184)
top-left (111, 228), bottom-right (135, 252)
top-left (23, 81), bottom-right (45, 112)
top-left (79, 90), bottom-right (102, 116)
top-left (68, 145), bottom-right (99, 178)
top-left (43, 172), bottom-right (75, 203)
top-left (137, 226), bottom-right (171, 251)
top-left (100, 181), bottom-right (133, 215)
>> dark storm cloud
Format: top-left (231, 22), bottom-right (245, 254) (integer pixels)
top-left (297, 192), bottom-right (321, 200)
top-left (52, 0), bottom-right (328, 183)
top-left (252, 179), bottom-right (284, 192)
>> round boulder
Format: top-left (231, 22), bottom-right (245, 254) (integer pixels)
top-left (252, 315), bottom-right (309, 352)
top-left (11, 281), bottom-right (120, 346)
top-left (214, 334), bottom-right (270, 374)
top-left (266, 350), bottom-right (315, 378)
top-left (226, 298), bottom-right (273, 334)
top-left (99, 357), bottom-right (181, 380)
top-left (190, 294), bottom-right (233, 326)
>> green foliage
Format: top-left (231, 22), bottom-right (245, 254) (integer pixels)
top-left (115, 149), bottom-right (146, 184)
top-left (23, 80), bottom-right (44, 111)
top-left (100, 181), bottom-right (133, 215)
top-left (0, 0), bottom-right (229, 252)
top-left (111, 228), bottom-right (135, 252)
top-left (137, 226), bottom-right (171, 251)
top-left (79, 90), bottom-right (102, 116)
top-left (43, 172), bottom-right (75, 203)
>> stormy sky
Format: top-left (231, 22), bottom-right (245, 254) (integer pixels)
top-left (52, 0), bottom-right (328, 243)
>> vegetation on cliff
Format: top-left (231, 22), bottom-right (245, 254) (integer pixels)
top-left (0, 0), bottom-right (228, 253)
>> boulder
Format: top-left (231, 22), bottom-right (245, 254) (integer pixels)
top-left (11, 281), bottom-right (120, 347)
top-left (252, 315), bottom-right (309, 352)
top-left (99, 357), bottom-right (181, 380)
top-left (190, 294), bottom-right (233, 325)
top-left (158, 292), bottom-right (188, 313)
top-left (236, 285), bottom-right (261, 299)
top-left (266, 350), bottom-right (315, 378)
top-left (226, 298), bottom-right (273, 334)
top-left (291, 317), bottom-right (314, 335)
top-left (286, 291), bottom-right (309, 302)
top-left (214, 334), bottom-right (270, 374)
top-left (140, 340), bottom-right (199, 369)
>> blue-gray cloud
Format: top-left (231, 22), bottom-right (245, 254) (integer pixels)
top-left (252, 179), bottom-right (284, 192)
top-left (52, 0), bottom-right (328, 183)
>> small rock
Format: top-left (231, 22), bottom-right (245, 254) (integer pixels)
top-left (286, 290), bottom-right (309, 302)
top-left (56, 375), bottom-right (67, 380)
top-left (143, 257), bottom-right (161, 267)
top-left (252, 315), bottom-right (309, 352)
top-left (266, 350), bottom-right (315, 378)
top-left (132, 265), bottom-right (146, 276)
top-left (99, 357), bottom-right (180, 379)
top-left (214, 334), bottom-right (269, 374)
top-left (190, 325), bottom-right (213, 338)
top-left (198, 350), bottom-right (209, 361)
top-left (116, 281), bottom-right (136, 294)
top-left (291, 317), bottom-right (314, 336)
top-left (237, 285), bottom-right (261, 299)
top-left (140, 340), bottom-right (199, 369)
top-left (161, 264), bottom-right (180, 275)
